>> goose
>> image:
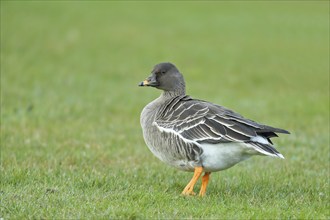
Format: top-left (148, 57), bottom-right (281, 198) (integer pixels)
top-left (139, 62), bottom-right (289, 196)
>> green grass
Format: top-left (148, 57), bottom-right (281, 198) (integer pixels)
top-left (1, 1), bottom-right (329, 219)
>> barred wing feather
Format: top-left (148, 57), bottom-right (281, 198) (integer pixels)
top-left (155, 96), bottom-right (289, 147)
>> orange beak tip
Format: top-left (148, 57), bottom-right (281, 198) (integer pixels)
top-left (139, 80), bottom-right (149, 86)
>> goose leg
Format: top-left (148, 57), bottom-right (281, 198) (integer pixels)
top-left (181, 166), bottom-right (203, 196)
top-left (199, 172), bottom-right (211, 196)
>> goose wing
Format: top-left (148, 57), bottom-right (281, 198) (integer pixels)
top-left (154, 96), bottom-right (289, 155)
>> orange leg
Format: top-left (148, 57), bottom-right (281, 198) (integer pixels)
top-left (199, 172), bottom-right (211, 197)
top-left (182, 166), bottom-right (203, 196)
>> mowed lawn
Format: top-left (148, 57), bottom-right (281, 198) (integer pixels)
top-left (1, 1), bottom-right (329, 219)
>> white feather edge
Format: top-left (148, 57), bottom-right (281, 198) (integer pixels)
top-left (153, 121), bottom-right (200, 145)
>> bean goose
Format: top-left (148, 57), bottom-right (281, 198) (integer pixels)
top-left (139, 62), bottom-right (289, 196)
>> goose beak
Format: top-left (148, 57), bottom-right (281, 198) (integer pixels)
top-left (139, 75), bottom-right (159, 87)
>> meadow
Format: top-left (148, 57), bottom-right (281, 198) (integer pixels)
top-left (1, 1), bottom-right (329, 219)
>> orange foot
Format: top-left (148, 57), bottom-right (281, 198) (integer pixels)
top-left (199, 172), bottom-right (211, 197)
top-left (182, 190), bottom-right (196, 196)
top-left (181, 166), bottom-right (203, 196)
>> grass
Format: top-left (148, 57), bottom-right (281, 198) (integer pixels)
top-left (1, 1), bottom-right (329, 219)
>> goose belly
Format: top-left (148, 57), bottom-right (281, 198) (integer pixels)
top-left (200, 142), bottom-right (256, 172)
